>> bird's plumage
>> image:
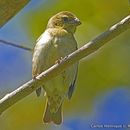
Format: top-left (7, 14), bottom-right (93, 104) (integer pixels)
top-left (32, 11), bottom-right (81, 124)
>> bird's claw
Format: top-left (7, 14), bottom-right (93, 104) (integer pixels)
top-left (55, 57), bottom-right (63, 64)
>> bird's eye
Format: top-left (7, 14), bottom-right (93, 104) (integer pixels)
top-left (63, 17), bottom-right (68, 22)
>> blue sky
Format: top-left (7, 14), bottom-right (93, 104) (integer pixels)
top-left (0, 1), bottom-right (38, 91)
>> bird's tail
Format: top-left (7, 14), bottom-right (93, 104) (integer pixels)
top-left (43, 101), bottom-right (62, 125)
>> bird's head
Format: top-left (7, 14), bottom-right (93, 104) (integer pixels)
top-left (47, 11), bottom-right (81, 33)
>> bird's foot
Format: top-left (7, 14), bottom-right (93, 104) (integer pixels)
top-left (55, 57), bottom-right (63, 64)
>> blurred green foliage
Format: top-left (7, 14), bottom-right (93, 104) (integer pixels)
top-left (1, 0), bottom-right (130, 130)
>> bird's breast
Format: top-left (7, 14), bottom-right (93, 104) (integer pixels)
top-left (53, 35), bottom-right (77, 58)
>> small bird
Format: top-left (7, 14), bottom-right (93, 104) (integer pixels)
top-left (32, 11), bottom-right (81, 124)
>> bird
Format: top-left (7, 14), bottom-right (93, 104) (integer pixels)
top-left (32, 11), bottom-right (81, 125)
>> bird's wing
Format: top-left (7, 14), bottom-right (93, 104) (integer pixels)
top-left (32, 30), bottom-right (52, 77)
top-left (67, 63), bottom-right (78, 99)
top-left (32, 30), bottom-right (53, 96)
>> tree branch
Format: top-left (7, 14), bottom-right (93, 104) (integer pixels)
top-left (0, 39), bottom-right (32, 51)
top-left (0, 15), bottom-right (130, 115)
top-left (0, 0), bottom-right (30, 28)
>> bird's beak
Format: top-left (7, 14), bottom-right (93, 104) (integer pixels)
top-left (73, 17), bottom-right (81, 26)
top-left (70, 17), bottom-right (81, 26)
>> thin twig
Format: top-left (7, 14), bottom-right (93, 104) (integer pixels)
top-left (0, 15), bottom-right (130, 115)
top-left (0, 39), bottom-right (32, 51)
